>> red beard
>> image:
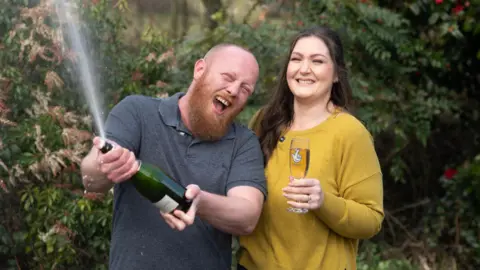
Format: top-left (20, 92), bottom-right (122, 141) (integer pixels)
top-left (187, 74), bottom-right (243, 141)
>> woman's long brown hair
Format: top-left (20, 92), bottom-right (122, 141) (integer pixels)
top-left (251, 26), bottom-right (353, 165)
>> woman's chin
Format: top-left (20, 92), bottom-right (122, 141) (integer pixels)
top-left (292, 91), bottom-right (330, 105)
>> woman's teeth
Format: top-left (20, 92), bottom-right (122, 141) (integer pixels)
top-left (297, 79), bottom-right (315, 85)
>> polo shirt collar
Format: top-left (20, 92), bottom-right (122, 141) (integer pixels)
top-left (158, 92), bottom-right (236, 139)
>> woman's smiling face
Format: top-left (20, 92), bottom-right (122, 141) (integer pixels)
top-left (286, 36), bottom-right (337, 103)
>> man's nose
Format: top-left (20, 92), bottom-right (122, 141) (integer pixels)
top-left (226, 83), bottom-right (240, 96)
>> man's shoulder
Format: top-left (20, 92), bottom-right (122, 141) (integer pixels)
top-left (110, 95), bottom-right (165, 119)
top-left (116, 94), bottom-right (161, 107)
top-left (231, 121), bottom-right (257, 142)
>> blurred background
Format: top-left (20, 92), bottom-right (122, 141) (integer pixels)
top-left (0, 0), bottom-right (479, 269)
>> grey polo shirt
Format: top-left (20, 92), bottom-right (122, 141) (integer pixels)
top-left (104, 92), bottom-right (267, 270)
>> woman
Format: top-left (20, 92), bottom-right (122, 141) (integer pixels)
top-left (238, 26), bottom-right (384, 270)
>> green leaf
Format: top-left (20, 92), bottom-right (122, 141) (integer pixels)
top-left (47, 242), bottom-right (54, 254)
top-left (428, 13), bottom-right (439, 25)
top-left (409, 3), bottom-right (420, 16)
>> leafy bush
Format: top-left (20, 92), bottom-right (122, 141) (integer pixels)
top-left (421, 154), bottom-right (480, 269)
top-left (0, 0), bottom-right (122, 268)
top-left (357, 241), bottom-right (418, 270)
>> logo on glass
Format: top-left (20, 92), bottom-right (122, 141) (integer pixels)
top-left (292, 149), bottom-right (302, 164)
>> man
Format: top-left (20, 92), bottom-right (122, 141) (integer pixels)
top-left (80, 44), bottom-right (267, 270)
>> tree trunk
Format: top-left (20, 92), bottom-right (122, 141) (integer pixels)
top-left (180, 0), bottom-right (189, 38)
top-left (201, 0), bottom-right (223, 30)
top-left (170, 0), bottom-right (179, 39)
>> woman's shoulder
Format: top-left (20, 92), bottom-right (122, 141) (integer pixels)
top-left (330, 112), bottom-right (373, 141)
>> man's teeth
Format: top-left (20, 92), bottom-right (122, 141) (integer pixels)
top-left (297, 79), bottom-right (314, 84)
top-left (216, 96), bottom-right (230, 107)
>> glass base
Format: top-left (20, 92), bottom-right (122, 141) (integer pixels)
top-left (287, 207), bottom-right (309, 214)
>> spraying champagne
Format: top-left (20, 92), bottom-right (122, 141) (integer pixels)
top-left (98, 139), bottom-right (191, 214)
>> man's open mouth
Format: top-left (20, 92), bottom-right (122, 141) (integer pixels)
top-left (213, 95), bottom-right (231, 113)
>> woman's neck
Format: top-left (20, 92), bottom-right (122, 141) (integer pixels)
top-left (290, 97), bottom-right (335, 131)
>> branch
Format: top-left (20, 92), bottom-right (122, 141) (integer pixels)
top-left (390, 198), bottom-right (431, 214)
top-left (384, 210), bottom-right (417, 241)
top-left (243, 0), bottom-right (263, 24)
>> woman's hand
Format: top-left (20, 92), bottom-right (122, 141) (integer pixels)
top-left (282, 177), bottom-right (325, 210)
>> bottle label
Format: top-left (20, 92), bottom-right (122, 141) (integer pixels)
top-left (153, 195), bottom-right (179, 213)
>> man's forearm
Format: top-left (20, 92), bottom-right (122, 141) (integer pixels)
top-left (80, 150), bottom-right (113, 193)
top-left (196, 191), bottom-right (262, 236)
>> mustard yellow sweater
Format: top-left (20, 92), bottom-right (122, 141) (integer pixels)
top-left (239, 111), bottom-right (384, 270)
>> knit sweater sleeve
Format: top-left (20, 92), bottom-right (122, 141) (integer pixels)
top-left (314, 120), bottom-right (384, 239)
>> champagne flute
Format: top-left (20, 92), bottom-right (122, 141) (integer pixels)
top-left (287, 137), bottom-right (310, 214)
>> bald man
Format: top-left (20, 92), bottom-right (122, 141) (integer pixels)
top-left (80, 44), bottom-right (267, 270)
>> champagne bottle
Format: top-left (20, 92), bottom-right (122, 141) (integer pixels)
top-left (98, 139), bottom-right (191, 214)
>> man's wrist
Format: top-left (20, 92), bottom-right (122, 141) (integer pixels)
top-left (83, 174), bottom-right (110, 193)
top-left (83, 174), bottom-right (97, 192)
top-left (195, 190), bottom-right (209, 216)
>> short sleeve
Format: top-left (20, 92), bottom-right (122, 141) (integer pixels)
top-left (104, 95), bottom-right (142, 155)
top-left (225, 132), bottom-right (267, 200)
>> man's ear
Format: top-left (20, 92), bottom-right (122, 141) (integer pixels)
top-left (193, 59), bottom-right (206, 80)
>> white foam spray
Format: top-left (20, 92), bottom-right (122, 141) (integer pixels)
top-left (54, 0), bottom-right (106, 139)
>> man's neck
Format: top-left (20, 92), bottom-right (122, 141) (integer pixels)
top-left (178, 93), bottom-right (192, 131)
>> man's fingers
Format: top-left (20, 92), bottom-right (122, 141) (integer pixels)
top-left (160, 185), bottom-right (201, 231)
top-left (173, 209), bottom-right (195, 226)
top-left (162, 201), bottom-right (198, 231)
top-left (108, 152), bottom-right (137, 182)
top-left (161, 211), bottom-right (188, 231)
top-left (170, 215), bottom-right (186, 231)
top-left (93, 137), bottom-right (118, 149)
top-left (185, 185), bottom-right (201, 200)
top-left (186, 205), bottom-right (197, 220)
top-left (103, 148), bottom-right (131, 169)
top-left (92, 137), bottom-right (105, 148)
top-left (113, 159), bottom-right (139, 183)
top-left (160, 212), bottom-right (176, 229)
top-left (100, 148), bottom-right (134, 176)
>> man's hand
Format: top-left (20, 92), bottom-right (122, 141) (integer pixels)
top-left (160, 184), bottom-right (202, 231)
top-left (93, 137), bottom-right (139, 184)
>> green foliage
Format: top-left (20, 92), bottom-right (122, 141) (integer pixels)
top-left (357, 241), bottom-right (418, 270)
top-left (299, 1), bottom-right (460, 183)
top-left (422, 154), bottom-right (480, 268)
top-left (0, 0), bottom-right (122, 268)
top-left (19, 185), bottom-right (112, 269)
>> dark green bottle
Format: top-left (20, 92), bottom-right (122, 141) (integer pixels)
top-left (99, 140), bottom-right (191, 213)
